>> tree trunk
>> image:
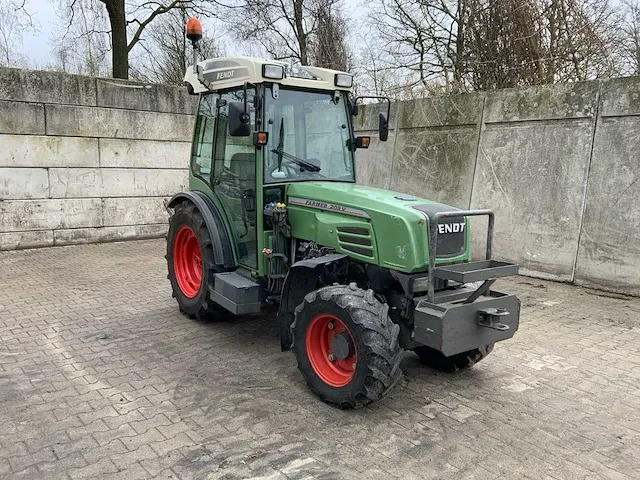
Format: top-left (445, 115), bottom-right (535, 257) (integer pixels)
top-left (454, 0), bottom-right (466, 91)
top-left (104, 0), bottom-right (128, 79)
top-left (293, 0), bottom-right (308, 65)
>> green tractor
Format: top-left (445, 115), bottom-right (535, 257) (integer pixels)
top-left (166, 20), bottom-right (521, 408)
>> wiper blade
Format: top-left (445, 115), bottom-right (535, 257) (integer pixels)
top-left (270, 147), bottom-right (321, 172)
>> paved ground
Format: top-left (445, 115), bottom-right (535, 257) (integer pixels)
top-left (1, 240), bottom-right (640, 480)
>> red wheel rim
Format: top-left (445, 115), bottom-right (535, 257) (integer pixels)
top-left (305, 313), bottom-right (357, 387)
top-left (173, 226), bottom-right (202, 298)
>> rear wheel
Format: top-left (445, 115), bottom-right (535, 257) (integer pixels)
top-left (167, 201), bottom-right (219, 319)
top-left (292, 283), bottom-right (403, 408)
top-left (413, 344), bottom-right (494, 373)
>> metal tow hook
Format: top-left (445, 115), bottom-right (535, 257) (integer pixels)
top-left (477, 308), bottom-right (510, 331)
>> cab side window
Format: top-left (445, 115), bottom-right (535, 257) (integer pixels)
top-left (191, 94), bottom-right (217, 180)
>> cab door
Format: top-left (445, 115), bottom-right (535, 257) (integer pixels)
top-left (212, 87), bottom-right (258, 269)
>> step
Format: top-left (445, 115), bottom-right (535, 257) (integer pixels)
top-left (210, 272), bottom-right (262, 315)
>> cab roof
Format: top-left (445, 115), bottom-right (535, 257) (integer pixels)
top-left (184, 56), bottom-right (353, 95)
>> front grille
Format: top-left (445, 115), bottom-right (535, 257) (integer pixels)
top-left (433, 216), bottom-right (466, 257)
top-left (411, 204), bottom-right (467, 259)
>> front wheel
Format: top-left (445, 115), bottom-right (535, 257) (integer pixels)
top-left (291, 283), bottom-right (403, 409)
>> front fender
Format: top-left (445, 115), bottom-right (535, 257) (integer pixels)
top-left (277, 254), bottom-right (348, 351)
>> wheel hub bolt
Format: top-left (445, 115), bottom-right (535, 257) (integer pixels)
top-left (327, 322), bottom-right (334, 329)
top-left (328, 353), bottom-right (335, 361)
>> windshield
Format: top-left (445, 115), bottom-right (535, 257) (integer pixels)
top-left (264, 87), bottom-right (355, 183)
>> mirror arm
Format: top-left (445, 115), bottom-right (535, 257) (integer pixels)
top-left (353, 95), bottom-right (392, 120)
top-left (241, 82), bottom-right (256, 124)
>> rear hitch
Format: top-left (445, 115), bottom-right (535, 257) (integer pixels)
top-left (477, 307), bottom-right (510, 331)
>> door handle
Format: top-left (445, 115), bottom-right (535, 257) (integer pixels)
top-left (242, 189), bottom-right (256, 212)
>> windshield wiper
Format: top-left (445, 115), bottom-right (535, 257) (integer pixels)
top-left (271, 148), bottom-right (322, 172)
top-left (272, 119), bottom-right (321, 173)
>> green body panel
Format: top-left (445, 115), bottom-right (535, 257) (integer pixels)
top-left (285, 182), bottom-right (471, 273)
top-left (190, 171), bottom-right (470, 275)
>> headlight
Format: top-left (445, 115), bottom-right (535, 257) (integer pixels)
top-left (262, 64), bottom-right (284, 80)
top-left (335, 73), bottom-right (353, 87)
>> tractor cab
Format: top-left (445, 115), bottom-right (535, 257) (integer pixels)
top-left (183, 54), bottom-right (388, 276)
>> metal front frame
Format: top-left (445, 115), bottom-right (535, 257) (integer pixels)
top-left (427, 209), bottom-right (494, 302)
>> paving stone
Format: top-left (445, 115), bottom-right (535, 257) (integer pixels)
top-left (1, 239), bottom-right (639, 479)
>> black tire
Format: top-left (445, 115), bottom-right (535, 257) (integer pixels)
top-left (291, 283), bottom-right (403, 409)
top-left (413, 344), bottom-right (494, 373)
top-left (166, 201), bottom-right (219, 320)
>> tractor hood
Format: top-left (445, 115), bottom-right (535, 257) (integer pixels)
top-left (285, 182), bottom-right (471, 273)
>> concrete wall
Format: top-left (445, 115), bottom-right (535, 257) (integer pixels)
top-left (0, 68), bottom-right (195, 250)
top-left (2, 66), bottom-right (639, 295)
top-left (354, 77), bottom-right (640, 296)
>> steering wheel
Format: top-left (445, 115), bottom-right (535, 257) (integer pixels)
top-left (220, 167), bottom-right (241, 179)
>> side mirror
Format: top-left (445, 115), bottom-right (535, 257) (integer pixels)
top-left (353, 95), bottom-right (391, 141)
top-left (228, 102), bottom-right (250, 137)
top-left (379, 113), bottom-right (389, 142)
top-left (352, 104), bottom-right (359, 116)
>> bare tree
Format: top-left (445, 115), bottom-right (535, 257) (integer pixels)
top-left (463, 0), bottom-right (547, 90)
top-left (228, 0), bottom-right (343, 65)
top-left (366, 0), bottom-right (617, 95)
top-left (367, 0), bottom-right (464, 94)
top-left (308, 0), bottom-right (350, 70)
top-left (540, 0), bottom-right (617, 82)
top-left (0, 0), bottom-right (36, 67)
top-left (59, 0), bottom-right (224, 79)
top-left (618, 0), bottom-right (640, 75)
top-left (54, 0), bottom-right (111, 76)
top-left (131, 7), bottom-right (223, 84)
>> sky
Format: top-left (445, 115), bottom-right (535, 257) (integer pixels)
top-left (15, 0), bottom-right (57, 67)
top-left (13, 0), bottom-right (365, 69)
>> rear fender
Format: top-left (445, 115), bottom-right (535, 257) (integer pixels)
top-left (167, 191), bottom-right (235, 270)
top-left (278, 254), bottom-right (348, 351)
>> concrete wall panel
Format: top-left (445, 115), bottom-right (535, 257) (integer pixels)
top-left (471, 122), bottom-right (593, 280)
top-left (102, 197), bottom-right (170, 226)
top-left (0, 168), bottom-right (49, 200)
top-left (397, 94), bottom-right (484, 128)
top-left (99, 138), bottom-right (191, 169)
top-left (0, 199), bottom-right (102, 232)
top-left (0, 134), bottom-right (99, 168)
top-left (354, 131), bottom-right (396, 190)
top-left (54, 224), bottom-right (167, 246)
top-left (599, 76), bottom-right (640, 117)
top-left (390, 127), bottom-right (478, 209)
top-left (0, 230), bottom-right (54, 250)
top-left (45, 105), bottom-right (194, 141)
top-left (483, 82), bottom-right (598, 123)
top-left (0, 101), bottom-right (45, 135)
top-left (0, 68), bottom-right (96, 106)
top-left (96, 79), bottom-right (197, 114)
top-left (0, 230), bottom-right (53, 250)
top-left (49, 168), bottom-right (188, 198)
top-left (574, 117), bottom-right (640, 296)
